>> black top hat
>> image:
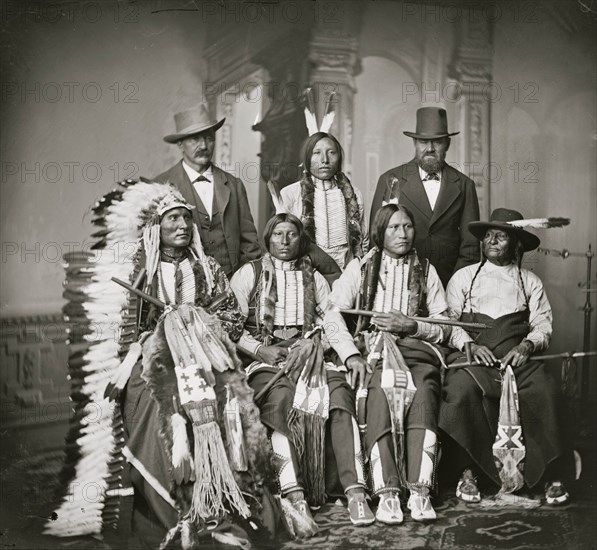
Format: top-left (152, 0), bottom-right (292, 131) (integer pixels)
top-left (468, 208), bottom-right (541, 252)
top-left (164, 105), bottom-right (225, 143)
top-left (403, 107), bottom-right (459, 139)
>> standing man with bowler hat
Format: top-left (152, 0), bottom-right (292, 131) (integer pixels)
top-left (154, 105), bottom-right (261, 277)
top-left (369, 107), bottom-right (480, 287)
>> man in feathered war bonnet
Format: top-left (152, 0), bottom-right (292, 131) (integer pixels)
top-left (324, 203), bottom-right (471, 524)
top-left (440, 208), bottom-right (574, 506)
top-left (230, 213), bottom-right (374, 536)
top-left (120, 186), bottom-right (276, 548)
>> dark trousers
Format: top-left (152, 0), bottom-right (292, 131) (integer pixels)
top-left (366, 361), bottom-right (441, 489)
top-left (249, 368), bottom-right (361, 493)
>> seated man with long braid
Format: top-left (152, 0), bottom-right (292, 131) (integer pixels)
top-left (324, 203), bottom-right (470, 524)
top-left (112, 185), bottom-right (275, 548)
top-left (230, 213), bottom-right (374, 537)
top-left (440, 208), bottom-right (574, 505)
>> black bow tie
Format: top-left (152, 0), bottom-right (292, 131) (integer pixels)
top-left (423, 172), bottom-right (439, 182)
top-left (195, 175), bottom-right (209, 183)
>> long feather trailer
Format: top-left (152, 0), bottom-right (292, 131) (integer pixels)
top-left (46, 181), bottom-right (184, 538)
top-left (508, 217), bottom-right (570, 229)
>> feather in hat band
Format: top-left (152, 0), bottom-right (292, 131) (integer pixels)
top-left (468, 208), bottom-right (570, 252)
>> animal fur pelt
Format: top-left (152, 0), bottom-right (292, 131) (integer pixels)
top-left (141, 309), bottom-right (275, 535)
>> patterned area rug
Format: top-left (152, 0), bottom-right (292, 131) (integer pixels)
top-left (440, 509), bottom-right (574, 549)
top-left (1, 452), bottom-right (595, 549)
top-left (280, 495), bottom-right (594, 550)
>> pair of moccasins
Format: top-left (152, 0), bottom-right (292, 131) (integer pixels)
top-left (347, 489), bottom-right (436, 526)
top-left (456, 468), bottom-right (570, 505)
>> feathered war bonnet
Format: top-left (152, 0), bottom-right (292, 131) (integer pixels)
top-left (140, 187), bottom-right (214, 293)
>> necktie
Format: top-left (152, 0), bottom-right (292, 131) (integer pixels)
top-left (423, 172), bottom-right (439, 182)
top-left (195, 175), bottom-right (209, 183)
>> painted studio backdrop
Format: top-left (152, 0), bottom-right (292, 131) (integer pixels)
top-left (1, 0), bottom-right (595, 484)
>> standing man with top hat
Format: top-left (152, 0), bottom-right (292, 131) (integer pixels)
top-left (154, 105), bottom-right (261, 278)
top-left (370, 107), bottom-right (480, 287)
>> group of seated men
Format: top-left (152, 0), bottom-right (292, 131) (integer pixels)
top-left (121, 182), bottom-right (573, 546)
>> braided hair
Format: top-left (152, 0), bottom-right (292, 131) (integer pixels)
top-left (464, 230), bottom-right (529, 312)
top-left (299, 132), bottom-right (362, 258)
top-left (257, 214), bottom-right (317, 342)
top-left (358, 203), bottom-right (417, 330)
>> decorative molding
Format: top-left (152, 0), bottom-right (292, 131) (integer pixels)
top-left (307, 31), bottom-right (361, 171)
top-left (1, 313), bottom-right (71, 432)
top-left (204, 32), bottom-right (263, 87)
top-left (469, 101), bottom-right (484, 164)
top-left (450, 14), bottom-right (493, 219)
top-left (216, 102), bottom-right (234, 168)
top-left (452, 61), bottom-right (492, 83)
top-left (308, 32), bottom-right (360, 91)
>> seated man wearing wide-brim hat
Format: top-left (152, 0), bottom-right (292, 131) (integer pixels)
top-left (440, 208), bottom-right (574, 506)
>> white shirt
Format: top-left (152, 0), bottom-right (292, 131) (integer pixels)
top-left (446, 261), bottom-right (553, 352)
top-left (324, 252), bottom-right (471, 363)
top-left (182, 161), bottom-right (214, 218)
top-left (418, 166), bottom-right (441, 210)
top-left (279, 179), bottom-right (369, 270)
top-left (229, 260), bottom-right (331, 355)
top-left (157, 258), bottom-right (195, 305)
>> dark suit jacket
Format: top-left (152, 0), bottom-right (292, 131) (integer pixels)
top-left (370, 160), bottom-right (480, 287)
top-left (154, 161), bottom-right (261, 275)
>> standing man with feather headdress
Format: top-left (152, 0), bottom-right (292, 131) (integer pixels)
top-left (324, 203), bottom-right (472, 524)
top-left (440, 208), bottom-right (574, 506)
top-left (230, 213), bottom-right (374, 536)
top-left (277, 91), bottom-right (368, 273)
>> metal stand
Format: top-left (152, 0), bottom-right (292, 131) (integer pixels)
top-left (538, 244), bottom-right (595, 438)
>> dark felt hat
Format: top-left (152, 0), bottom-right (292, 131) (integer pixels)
top-left (403, 107), bottom-right (459, 139)
top-left (468, 208), bottom-right (540, 252)
top-left (164, 105), bottom-right (225, 143)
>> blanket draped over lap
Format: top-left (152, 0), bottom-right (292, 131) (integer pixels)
top-left (440, 310), bottom-right (573, 489)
